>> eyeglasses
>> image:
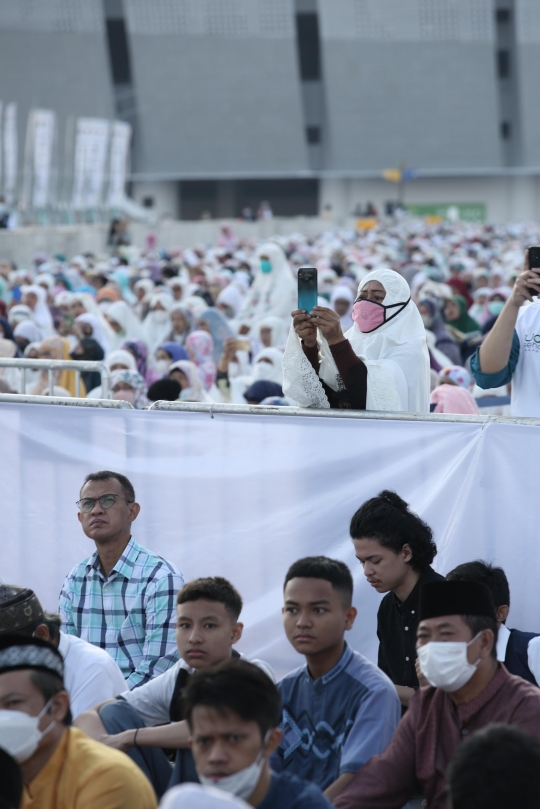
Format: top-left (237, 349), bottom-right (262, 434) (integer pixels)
top-left (76, 493), bottom-right (132, 513)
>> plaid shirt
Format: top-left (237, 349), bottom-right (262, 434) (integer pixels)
top-left (59, 538), bottom-right (183, 689)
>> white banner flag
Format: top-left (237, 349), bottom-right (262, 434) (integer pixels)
top-left (107, 121), bottom-right (131, 208)
top-left (31, 109), bottom-right (55, 208)
top-left (1, 403), bottom-right (540, 678)
top-left (3, 103), bottom-right (17, 205)
top-left (72, 118), bottom-right (111, 209)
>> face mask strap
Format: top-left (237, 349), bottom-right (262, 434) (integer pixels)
top-left (353, 297), bottom-right (411, 334)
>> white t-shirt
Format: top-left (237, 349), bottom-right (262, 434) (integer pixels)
top-left (512, 302), bottom-right (540, 416)
top-left (120, 654), bottom-right (275, 727)
top-left (58, 631), bottom-right (127, 719)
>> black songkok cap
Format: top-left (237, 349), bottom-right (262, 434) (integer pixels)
top-left (0, 635), bottom-right (64, 679)
top-left (0, 585), bottom-right (44, 635)
top-left (419, 580), bottom-right (496, 621)
top-left (147, 379), bottom-right (181, 402)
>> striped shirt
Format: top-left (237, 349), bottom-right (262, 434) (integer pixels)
top-left (59, 537), bottom-right (183, 689)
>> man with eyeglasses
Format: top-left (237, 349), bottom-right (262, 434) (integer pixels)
top-left (59, 470), bottom-right (184, 689)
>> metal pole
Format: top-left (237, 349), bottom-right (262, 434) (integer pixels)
top-left (48, 369), bottom-right (54, 396)
top-left (75, 370), bottom-right (80, 399)
top-left (21, 368), bottom-right (26, 394)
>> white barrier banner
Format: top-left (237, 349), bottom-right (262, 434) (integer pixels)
top-left (3, 103), bottom-right (17, 205)
top-left (107, 121), bottom-right (131, 208)
top-left (72, 118), bottom-right (110, 209)
top-left (1, 403), bottom-right (539, 678)
top-left (31, 109), bottom-right (55, 208)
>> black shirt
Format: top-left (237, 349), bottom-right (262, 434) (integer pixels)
top-left (376, 566), bottom-right (444, 688)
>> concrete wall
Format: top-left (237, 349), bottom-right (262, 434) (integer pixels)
top-left (515, 1), bottom-right (540, 165)
top-left (0, 0), bottom-right (115, 200)
top-left (318, 0), bottom-right (502, 171)
top-left (124, 0), bottom-right (309, 178)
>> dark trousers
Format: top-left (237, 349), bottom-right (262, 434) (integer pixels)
top-left (99, 701), bottom-right (199, 798)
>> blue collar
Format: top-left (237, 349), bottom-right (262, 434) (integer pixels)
top-left (305, 642), bottom-right (353, 686)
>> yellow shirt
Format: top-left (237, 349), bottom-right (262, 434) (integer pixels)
top-left (22, 727), bottom-right (157, 809)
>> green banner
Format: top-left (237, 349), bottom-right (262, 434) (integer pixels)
top-left (404, 203), bottom-right (486, 222)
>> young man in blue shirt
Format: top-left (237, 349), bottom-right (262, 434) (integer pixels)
top-left (273, 556), bottom-right (401, 802)
top-left (183, 660), bottom-right (332, 808)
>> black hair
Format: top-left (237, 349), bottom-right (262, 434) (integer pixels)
top-left (29, 670), bottom-right (72, 726)
top-left (0, 749), bottom-right (22, 809)
top-left (284, 556), bottom-right (353, 607)
top-left (183, 660), bottom-right (280, 739)
top-left (349, 490), bottom-right (436, 571)
top-left (447, 560), bottom-right (510, 612)
top-left (82, 471), bottom-right (135, 502)
top-left (177, 577), bottom-right (243, 620)
top-left (448, 724), bottom-right (540, 809)
top-left (461, 614), bottom-right (499, 660)
top-left (147, 379), bottom-right (182, 402)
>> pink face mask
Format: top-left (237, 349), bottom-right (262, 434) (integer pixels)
top-left (113, 389), bottom-right (136, 405)
top-left (352, 298), bottom-right (410, 333)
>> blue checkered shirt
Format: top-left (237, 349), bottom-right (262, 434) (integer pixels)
top-left (59, 537), bottom-right (183, 689)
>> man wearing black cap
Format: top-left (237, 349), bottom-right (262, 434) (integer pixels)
top-left (0, 635), bottom-right (157, 808)
top-left (333, 580), bottom-right (540, 809)
top-left (0, 584), bottom-right (125, 718)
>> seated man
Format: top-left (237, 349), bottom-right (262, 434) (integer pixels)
top-left (75, 577), bottom-right (273, 798)
top-left (447, 560), bottom-right (540, 685)
top-left (334, 580), bottom-right (540, 809)
top-left (447, 724), bottom-right (540, 809)
top-left (0, 635), bottom-right (156, 809)
top-left (0, 584), bottom-right (126, 717)
top-left (181, 659), bottom-right (332, 808)
top-left (273, 557), bottom-right (401, 801)
top-left (59, 470), bottom-right (184, 688)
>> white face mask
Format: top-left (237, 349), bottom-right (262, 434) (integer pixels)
top-left (421, 314), bottom-right (433, 329)
top-left (253, 361), bottom-right (273, 381)
top-left (417, 632), bottom-right (482, 692)
top-left (113, 389), bottom-right (136, 405)
top-left (152, 309), bottom-right (169, 324)
top-left (155, 359), bottom-right (170, 376)
top-left (198, 733), bottom-right (269, 801)
top-left (0, 698), bottom-right (55, 763)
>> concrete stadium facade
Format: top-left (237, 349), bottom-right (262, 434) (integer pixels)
top-left (0, 0), bottom-right (539, 221)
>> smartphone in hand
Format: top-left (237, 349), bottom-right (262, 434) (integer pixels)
top-left (527, 246), bottom-right (540, 297)
top-left (298, 267), bottom-right (318, 314)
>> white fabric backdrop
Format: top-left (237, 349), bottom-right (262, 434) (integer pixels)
top-left (1, 402), bottom-right (539, 679)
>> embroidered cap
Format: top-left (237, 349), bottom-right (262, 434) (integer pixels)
top-left (0, 585), bottom-right (45, 635)
top-left (0, 635), bottom-right (64, 679)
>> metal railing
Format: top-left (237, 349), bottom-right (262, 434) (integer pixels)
top-left (0, 393), bottom-right (131, 408)
top-left (0, 358), bottom-right (111, 398)
top-left (147, 400), bottom-right (540, 427)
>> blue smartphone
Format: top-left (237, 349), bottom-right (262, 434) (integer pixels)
top-left (298, 267), bottom-right (318, 313)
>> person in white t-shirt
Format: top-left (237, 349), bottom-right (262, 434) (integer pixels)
top-left (0, 585), bottom-right (126, 718)
top-left (75, 577), bottom-right (274, 799)
top-left (471, 249), bottom-right (540, 416)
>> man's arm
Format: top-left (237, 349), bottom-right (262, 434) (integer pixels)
top-left (58, 576), bottom-right (78, 637)
top-left (333, 699), bottom-right (419, 809)
top-left (74, 702), bottom-right (190, 752)
top-left (127, 570), bottom-right (184, 689)
top-left (74, 700), bottom-right (115, 739)
top-left (478, 259), bottom-right (539, 373)
top-left (327, 680), bottom-right (401, 801)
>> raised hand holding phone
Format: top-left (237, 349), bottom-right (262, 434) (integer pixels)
top-left (527, 246), bottom-right (540, 298)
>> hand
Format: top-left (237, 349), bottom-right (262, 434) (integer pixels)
top-left (509, 250), bottom-right (540, 308)
top-left (292, 309), bottom-right (317, 348)
top-left (310, 306), bottom-right (345, 346)
top-left (217, 338), bottom-right (239, 372)
top-left (415, 658), bottom-right (429, 688)
top-left (99, 730), bottom-right (136, 752)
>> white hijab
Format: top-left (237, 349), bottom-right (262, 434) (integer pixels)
top-left (142, 292), bottom-right (173, 355)
top-left (105, 300), bottom-right (145, 351)
top-left (283, 268), bottom-right (430, 413)
top-left (21, 285), bottom-right (54, 335)
top-left (254, 315), bottom-right (289, 348)
top-left (75, 313), bottom-right (110, 354)
top-left (237, 242), bottom-right (296, 329)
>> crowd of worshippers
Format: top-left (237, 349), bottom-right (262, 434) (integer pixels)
top-left (1, 219), bottom-right (540, 416)
top-left (2, 470), bottom-right (540, 809)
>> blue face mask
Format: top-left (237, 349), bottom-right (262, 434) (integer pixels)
top-left (488, 300), bottom-right (504, 317)
top-left (260, 259), bottom-right (272, 275)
